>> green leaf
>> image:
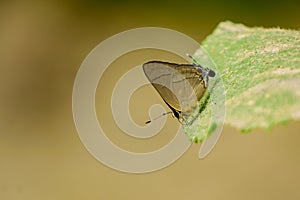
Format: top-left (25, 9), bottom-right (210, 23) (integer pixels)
top-left (184, 21), bottom-right (300, 142)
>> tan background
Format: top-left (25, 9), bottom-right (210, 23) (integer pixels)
top-left (1, 1), bottom-right (300, 199)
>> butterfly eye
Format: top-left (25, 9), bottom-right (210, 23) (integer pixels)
top-left (208, 70), bottom-right (216, 77)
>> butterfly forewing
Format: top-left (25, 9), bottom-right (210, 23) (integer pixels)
top-left (143, 61), bottom-right (207, 120)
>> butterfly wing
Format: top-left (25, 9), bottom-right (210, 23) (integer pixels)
top-left (143, 61), bottom-right (207, 116)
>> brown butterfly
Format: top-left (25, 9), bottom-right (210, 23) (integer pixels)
top-left (143, 55), bottom-right (215, 124)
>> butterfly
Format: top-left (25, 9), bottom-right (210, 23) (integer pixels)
top-left (143, 54), bottom-right (215, 124)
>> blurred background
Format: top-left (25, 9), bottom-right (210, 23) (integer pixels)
top-left (1, 0), bottom-right (300, 199)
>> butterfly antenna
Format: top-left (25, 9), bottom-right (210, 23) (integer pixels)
top-left (186, 53), bottom-right (198, 65)
top-left (145, 111), bottom-right (173, 124)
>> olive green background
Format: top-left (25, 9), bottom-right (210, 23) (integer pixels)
top-left (1, 0), bottom-right (300, 199)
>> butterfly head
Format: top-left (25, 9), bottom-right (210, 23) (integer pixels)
top-left (187, 54), bottom-right (216, 88)
top-left (187, 53), bottom-right (215, 75)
